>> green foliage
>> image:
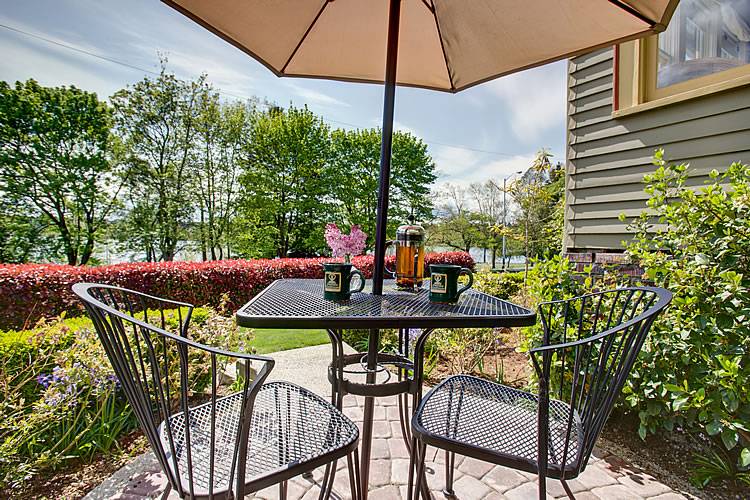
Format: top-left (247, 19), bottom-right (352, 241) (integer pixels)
top-left (432, 328), bottom-right (496, 375)
top-left (0, 305), bottom-right (247, 491)
top-left (237, 106), bottom-right (331, 258)
top-left (329, 128), bottom-right (435, 247)
top-left (473, 271), bottom-right (524, 300)
top-left (0, 79), bottom-right (118, 265)
top-left (623, 151), bottom-right (750, 483)
top-left (517, 153), bottom-right (750, 486)
top-left (508, 149), bottom-right (565, 259)
top-left (190, 93), bottom-right (254, 260)
top-left (111, 61), bottom-right (208, 262)
top-left (429, 183), bottom-right (491, 253)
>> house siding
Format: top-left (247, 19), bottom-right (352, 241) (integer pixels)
top-left (564, 47), bottom-right (750, 252)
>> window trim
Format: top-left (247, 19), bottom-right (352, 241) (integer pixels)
top-left (613, 36), bottom-right (750, 118)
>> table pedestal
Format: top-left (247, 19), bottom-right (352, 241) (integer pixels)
top-left (326, 328), bottom-right (431, 500)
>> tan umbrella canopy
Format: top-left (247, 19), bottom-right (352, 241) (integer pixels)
top-left (163, 0), bottom-right (679, 294)
top-left (164, 0), bottom-right (677, 92)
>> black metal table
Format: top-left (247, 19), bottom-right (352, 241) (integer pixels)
top-left (236, 278), bottom-right (536, 499)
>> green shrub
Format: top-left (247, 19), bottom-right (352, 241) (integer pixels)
top-left (518, 153), bottom-right (750, 486)
top-left (474, 271), bottom-right (525, 300)
top-left (431, 328), bottom-right (496, 375)
top-left (0, 304), bottom-right (248, 491)
top-left (623, 152), bottom-right (749, 483)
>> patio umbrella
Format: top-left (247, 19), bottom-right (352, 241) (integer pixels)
top-left (163, 0), bottom-right (679, 294)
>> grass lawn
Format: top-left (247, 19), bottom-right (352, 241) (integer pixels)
top-left (246, 328), bottom-right (330, 354)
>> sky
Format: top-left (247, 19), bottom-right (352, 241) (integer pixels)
top-left (0, 0), bottom-right (567, 189)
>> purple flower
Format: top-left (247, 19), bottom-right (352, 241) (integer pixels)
top-left (37, 373), bottom-right (52, 388)
top-left (325, 224), bottom-right (368, 259)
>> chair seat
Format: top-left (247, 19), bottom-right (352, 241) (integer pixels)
top-left (412, 375), bottom-right (582, 477)
top-left (160, 381), bottom-right (358, 497)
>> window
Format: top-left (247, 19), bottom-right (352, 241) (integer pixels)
top-left (614, 0), bottom-right (750, 115)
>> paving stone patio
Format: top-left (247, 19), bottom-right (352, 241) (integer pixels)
top-left (86, 345), bottom-right (693, 500)
top-left (88, 393), bottom-right (692, 500)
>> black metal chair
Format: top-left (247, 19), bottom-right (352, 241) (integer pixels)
top-left (409, 286), bottom-right (672, 500)
top-left (73, 283), bottom-right (361, 500)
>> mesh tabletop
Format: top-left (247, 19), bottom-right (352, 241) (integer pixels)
top-left (236, 279), bottom-right (535, 329)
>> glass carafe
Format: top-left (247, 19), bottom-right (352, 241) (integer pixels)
top-left (385, 221), bottom-right (425, 290)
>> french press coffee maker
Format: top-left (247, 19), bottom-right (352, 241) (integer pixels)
top-left (385, 218), bottom-right (425, 290)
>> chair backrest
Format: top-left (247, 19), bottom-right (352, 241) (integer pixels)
top-left (531, 286), bottom-right (672, 477)
top-left (72, 283), bottom-right (273, 498)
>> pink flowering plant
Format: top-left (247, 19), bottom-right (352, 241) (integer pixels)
top-left (324, 223), bottom-right (367, 263)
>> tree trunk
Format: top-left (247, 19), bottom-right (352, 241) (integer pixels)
top-left (200, 207), bottom-right (207, 261)
top-left (79, 234), bottom-right (95, 266)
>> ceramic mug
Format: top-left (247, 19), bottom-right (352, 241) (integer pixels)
top-left (322, 262), bottom-right (365, 301)
top-left (428, 264), bottom-right (473, 303)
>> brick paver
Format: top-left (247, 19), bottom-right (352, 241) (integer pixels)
top-left (88, 395), bottom-right (693, 500)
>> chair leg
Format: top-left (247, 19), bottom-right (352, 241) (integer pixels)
top-left (413, 441), bottom-right (428, 500)
top-left (279, 480), bottom-right (288, 500)
top-left (560, 479), bottom-right (575, 499)
top-left (318, 461), bottom-right (337, 499)
top-left (160, 483), bottom-right (172, 500)
top-left (443, 451), bottom-right (456, 497)
top-left (348, 450), bottom-right (362, 500)
top-left (407, 437), bottom-right (418, 500)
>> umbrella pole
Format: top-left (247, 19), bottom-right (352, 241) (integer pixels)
top-left (372, 0), bottom-right (401, 297)
top-left (361, 2), bottom-right (401, 499)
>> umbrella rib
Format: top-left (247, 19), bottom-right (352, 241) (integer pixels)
top-left (430, 1), bottom-right (455, 92)
top-left (606, 0), bottom-right (656, 27)
top-left (420, 0), bottom-right (434, 13)
top-left (281, 0), bottom-right (331, 74)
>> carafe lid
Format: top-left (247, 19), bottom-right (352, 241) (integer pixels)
top-left (396, 218), bottom-right (425, 243)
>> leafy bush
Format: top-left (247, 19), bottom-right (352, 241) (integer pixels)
top-left (624, 152), bottom-right (750, 483)
top-left (473, 271), bottom-right (524, 300)
top-left (517, 153), bottom-right (750, 486)
top-left (431, 328), bottom-right (497, 375)
top-left (0, 252), bottom-right (473, 331)
top-left (0, 303), bottom-right (247, 491)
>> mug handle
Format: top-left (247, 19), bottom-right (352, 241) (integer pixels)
top-left (383, 240), bottom-right (397, 278)
top-left (350, 268), bottom-right (366, 293)
top-left (457, 268), bottom-right (474, 297)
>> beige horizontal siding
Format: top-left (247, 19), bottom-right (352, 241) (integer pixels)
top-left (564, 48), bottom-right (750, 252)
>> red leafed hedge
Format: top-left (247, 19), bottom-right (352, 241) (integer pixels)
top-left (0, 252), bottom-right (473, 331)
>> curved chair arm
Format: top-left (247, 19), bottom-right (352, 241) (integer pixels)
top-left (77, 282), bottom-right (196, 336)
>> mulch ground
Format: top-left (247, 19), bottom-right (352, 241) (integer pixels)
top-left (13, 432), bottom-right (149, 500)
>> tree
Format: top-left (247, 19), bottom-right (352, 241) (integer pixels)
top-left (468, 180), bottom-right (506, 266)
top-left (191, 93), bottom-right (253, 260)
top-left (429, 183), bottom-right (487, 253)
top-left (509, 149), bottom-right (564, 268)
top-left (328, 128), bottom-right (436, 248)
top-left (0, 80), bottom-right (120, 265)
top-left (237, 106), bottom-right (331, 258)
top-left (111, 64), bottom-right (207, 261)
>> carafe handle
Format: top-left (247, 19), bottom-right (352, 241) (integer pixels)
top-left (383, 240), bottom-right (397, 278)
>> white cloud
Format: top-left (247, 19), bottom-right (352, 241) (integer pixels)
top-left (485, 62), bottom-right (566, 142)
top-left (434, 146), bottom-right (536, 188)
top-left (393, 121), bottom-right (419, 136)
top-left (284, 82), bottom-right (351, 108)
top-left (0, 32), bottom-right (125, 97)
